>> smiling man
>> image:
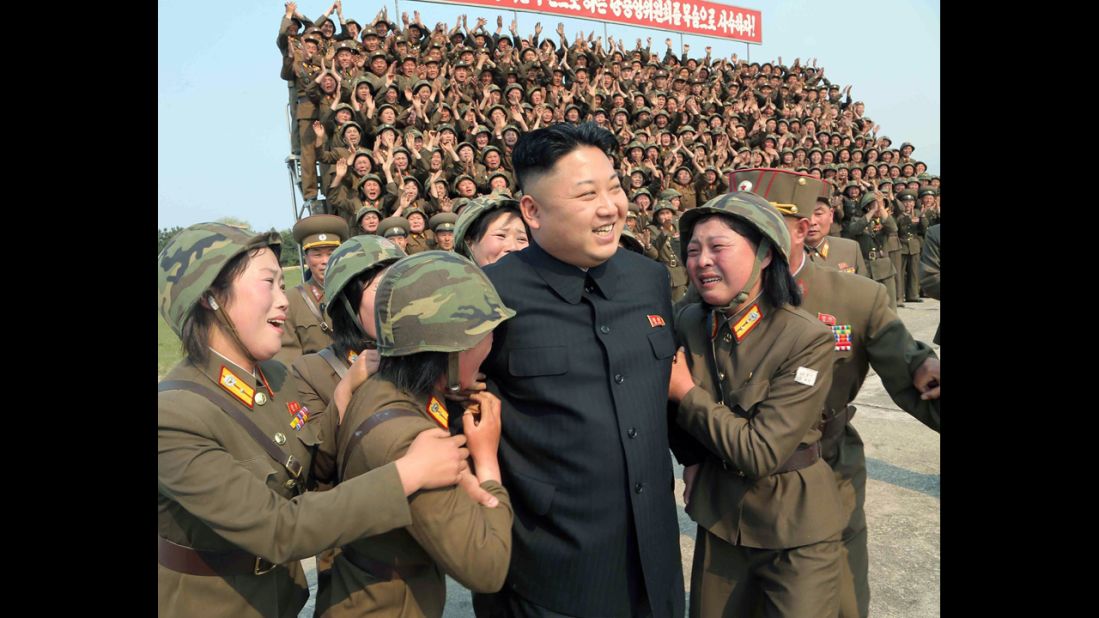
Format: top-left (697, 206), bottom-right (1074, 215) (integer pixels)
top-left (477, 123), bottom-right (685, 617)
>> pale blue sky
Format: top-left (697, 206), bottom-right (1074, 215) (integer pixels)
top-left (158, 0), bottom-right (939, 232)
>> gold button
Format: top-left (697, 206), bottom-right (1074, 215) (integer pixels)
top-left (718, 372), bottom-right (725, 380)
top-left (274, 432), bottom-right (287, 445)
top-left (284, 479), bottom-right (297, 490)
top-left (797, 177), bottom-right (807, 185)
top-left (255, 392), bottom-right (268, 406)
top-left (724, 333), bottom-right (732, 343)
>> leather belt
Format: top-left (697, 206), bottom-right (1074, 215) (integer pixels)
top-left (819, 405), bottom-right (856, 445)
top-left (720, 441), bottom-right (822, 477)
top-left (340, 545), bottom-right (426, 581)
top-left (158, 536), bottom-right (277, 577)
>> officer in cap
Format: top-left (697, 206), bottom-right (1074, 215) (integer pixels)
top-left (919, 185), bottom-right (940, 227)
top-left (157, 223), bottom-right (470, 618)
top-left (666, 190), bottom-right (847, 618)
top-left (806, 181), bottom-right (868, 276)
top-left (377, 216), bottom-right (410, 251)
top-left (895, 189), bottom-right (928, 303)
top-left (734, 168), bottom-right (941, 618)
top-left (647, 200), bottom-right (689, 301)
top-left (320, 251), bottom-right (516, 617)
top-left (429, 212), bottom-right (459, 251)
top-left (847, 191), bottom-right (898, 309)
top-left (275, 215), bottom-right (350, 367)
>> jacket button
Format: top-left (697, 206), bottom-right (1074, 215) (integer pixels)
top-left (628, 428), bottom-right (638, 438)
top-left (600, 325), bottom-right (610, 334)
top-left (635, 482), bottom-right (644, 494)
top-left (614, 374), bottom-right (625, 384)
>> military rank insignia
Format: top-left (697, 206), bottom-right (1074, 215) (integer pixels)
top-left (219, 366), bottom-right (255, 408)
top-left (831, 324), bottom-right (853, 351)
top-left (426, 397), bottom-right (449, 429)
top-left (287, 401), bottom-right (311, 430)
top-left (347, 350), bottom-right (358, 365)
top-left (733, 304), bottom-right (762, 342)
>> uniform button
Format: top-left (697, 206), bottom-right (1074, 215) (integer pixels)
top-left (628, 428), bottom-right (638, 438)
top-left (614, 374), bottom-right (625, 384)
top-left (284, 479), bottom-right (297, 490)
top-left (723, 333), bottom-right (733, 343)
top-left (635, 482), bottom-right (644, 494)
top-left (718, 372), bottom-right (725, 380)
top-left (273, 432), bottom-right (287, 445)
top-left (600, 325), bottom-right (610, 334)
top-left (255, 392), bottom-right (268, 406)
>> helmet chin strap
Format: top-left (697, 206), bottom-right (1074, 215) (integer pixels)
top-left (446, 351), bottom-right (462, 396)
top-left (709, 238), bottom-right (771, 315)
top-left (340, 295), bottom-right (377, 348)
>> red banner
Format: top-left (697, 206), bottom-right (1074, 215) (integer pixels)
top-left (432, 0), bottom-right (762, 43)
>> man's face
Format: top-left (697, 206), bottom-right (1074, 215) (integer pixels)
top-left (657, 210), bottom-right (674, 225)
top-left (435, 230), bottom-right (455, 250)
top-left (391, 235), bottom-right (408, 250)
top-left (520, 145), bottom-right (627, 268)
top-left (807, 202), bottom-right (833, 245)
top-left (305, 246), bottom-right (335, 284)
top-left (336, 49), bottom-right (354, 68)
top-left (371, 57), bottom-right (388, 74)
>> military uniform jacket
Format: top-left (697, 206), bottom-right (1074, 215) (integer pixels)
top-left (848, 214), bottom-right (897, 282)
top-left (482, 241), bottom-right (686, 617)
top-left (897, 210), bottom-right (928, 255)
top-left (670, 180), bottom-right (698, 211)
top-left (317, 377), bottom-right (513, 618)
top-left (158, 354), bottom-right (413, 618)
top-left (808, 236), bottom-right (868, 277)
top-left (672, 296), bottom-right (847, 549)
top-left (793, 258), bottom-right (939, 527)
top-left (275, 279), bottom-right (334, 367)
top-left (404, 230), bottom-right (435, 255)
top-left (291, 344), bottom-right (354, 420)
top-left (647, 223), bottom-right (689, 289)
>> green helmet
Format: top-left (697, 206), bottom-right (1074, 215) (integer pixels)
top-left (678, 192), bottom-right (791, 307)
top-left (322, 235), bottom-right (407, 321)
top-left (453, 193), bottom-right (521, 259)
top-left (374, 251), bottom-right (515, 357)
top-left (158, 223), bottom-right (282, 338)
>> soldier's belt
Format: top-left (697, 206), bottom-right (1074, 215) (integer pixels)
top-left (721, 441), bottom-right (821, 476)
top-left (819, 405), bottom-right (857, 445)
top-left (340, 545), bottom-right (427, 581)
top-left (868, 249), bottom-right (879, 260)
top-left (158, 536), bottom-right (277, 577)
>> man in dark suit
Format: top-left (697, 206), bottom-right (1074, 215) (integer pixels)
top-left (477, 122), bottom-right (685, 617)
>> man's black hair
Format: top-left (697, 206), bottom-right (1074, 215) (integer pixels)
top-left (511, 122), bottom-right (619, 192)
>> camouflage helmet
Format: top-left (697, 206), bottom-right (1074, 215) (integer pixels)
top-left (453, 193), bottom-right (522, 260)
top-left (618, 229), bottom-right (645, 254)
top-left (678, 192), bottom-right (791, 266)
top-left (374, 251), bottom-right (516, 357)
top-left (157, 223), bottom-right (282, 337)
top-left (323, 235), bottom-right (407, 319)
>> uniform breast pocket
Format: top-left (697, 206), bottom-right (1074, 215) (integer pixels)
top-left (508, 346), bottom-right (569, 377)
top-left (648, 329), bottom-right (676, 360)
top-left (724, 380), bottom-right (771, 418)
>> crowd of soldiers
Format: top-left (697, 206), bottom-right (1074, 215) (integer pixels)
top-left (278, 1), bottom-right (941, 310)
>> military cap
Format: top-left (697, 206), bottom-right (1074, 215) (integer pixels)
top-left (376, 103), bottom-right (399, 118)
top-left (293, 214), bottom-right (350, 249)
top-left (377, 216), bottom-right (410, 238)
top-left (897, 189), bottom-right (917, 201)
top-left (360, 26), bottom-right (379, 39)
top-left (452, 173), bottom-right (477, 191)
top-left (677, 125), bottom-right (697, 135)
top-left (353, 204), bottom-right (383, 224)
top-left (435, 123), bottom-right (456, 134)
top-left (331, 102), bottom-right (355, 116)
top-left (368, 50), bottom-right (388, 62)
top-left (730, 168), bottom-right (823, 218)
top-left (652, 200), bottom-right (677, 216)
top-left (158, 223), bottom-right (282, 337)
top-left (349, 75), bottom-right (375, 94)
top-left (429, 212), bottom-right (459, 234)
top-left (454, 60), bottom-right (472, 70)
top-left (403, 206), bottom-right (428, 223)
top-left (918, 186), bottom-right (938, 198)
top-left (334, 39), bottom-right (361, 54)
top-left (618, 229), bottom-right (645, 254)
top-left (502, 124), bottom-right (521, 135)
top-left (302, 28), bottom-right (323, 44)
top-left (904, 176), bottom-right (919, 185)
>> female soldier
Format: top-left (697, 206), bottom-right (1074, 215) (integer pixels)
top-left (157, 224), bottom-right (472, 618)
top-left (317, 251), bottom-right (516, 617)
top-left (666, 193), bottom-right (846, 617)
top-left (452, 193), bottom-right (529, 267)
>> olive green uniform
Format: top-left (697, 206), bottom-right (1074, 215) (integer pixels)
top-left (807, 236), bottom-right (868, 277)
top-left (158, 354), bottom-right (413, 618)
top-left (314, 376), bottom-right (513, 617)
top-left (674, 297), bottom-right (846, 618)
top-left (404, 230), bottom-right (435, 255)
top-left (647, 223), bottom-right (689, 302)
top-left (848, 213), bottom-right (898, 309)
top-left (896, 210), bottom-right (928, 302)
top-left (274, 278), bottom-right (334, 367)
top-left (793, 258), bottom-right (939, 617)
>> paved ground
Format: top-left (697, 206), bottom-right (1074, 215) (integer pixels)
top-left (299, 299), bottom-right (941, 617)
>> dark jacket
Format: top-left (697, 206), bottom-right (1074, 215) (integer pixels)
top-left (481, 240), bottom-right (686, 617)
